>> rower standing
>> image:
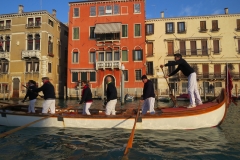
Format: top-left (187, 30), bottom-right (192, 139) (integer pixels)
top-left (22, 80), bottom-right (38, 113)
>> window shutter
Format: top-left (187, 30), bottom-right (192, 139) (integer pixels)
top-left (141, 49), bottom-right (143, 60)
top-left (147, 42), bottom-right (153, 56)
top-left (165, 23), bottom-right (167, 33)
top-left (202, 64), bottom-right (209, 78)
top-left (132, 50), bottom-right (135, 61)
top-left (200, 21), bottom-right (206, 30)
top-left (238, 39), bottom-right (240, 53)
top-left (237, 19), bottom-right (240, 29)
top-left (213, 40), bottom-right (219, 53)
top-left (214, 64), bottom-right (221, 77)
top-left (145, 24), bottom-right (147, 34)
top-left (190, 41), bottom-right (197, 55)
top-left (212, 20), bottom-right (218, 30)
top-left (201, 40), bottom-right (207, 55)
top-left (152, 24), bottom-right (154, 34)
top-left (180, 41), bottom-right (186, 55)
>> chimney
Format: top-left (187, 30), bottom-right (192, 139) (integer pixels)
top-left (52, 9), bottom-right (56, 17)
top-left (161, 11), bottom-right (164, 18)
top-left (224, 8), bottom-right (228, 14)
top-left (18, 5), bottom-right (24, 14)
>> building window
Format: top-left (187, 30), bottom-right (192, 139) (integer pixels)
top-left (27, 35), bottom-right (33, 50)
top-left (114, 51), bottom-right (120, 61)
top-left (202, 64), bottom-right (209, 78)
top-left (134, 3), bottom-right (140, 13)
top-left (35, 17), bottom-right (41, 27)
top-left (48, 63), bottom-right (52, 73)
top-left (166, 23), bottom-right (174, 33)
top-left (0, 60), bottom-right (9, 73)
top-left (214, 64), bottom-right (221, 78)
top-left (72, 72), bottom-right (78, 82)
top-left (106, 52), bottom-right (112, 61)
top-left (237, 19), bottom-right (240, 31)
top-left (90, 27), bottom-right (95, 39)
top-left (90, 72), bottom-right (96, 82)
top-left (134, 24), bottom-right (141, 37)
top-left (5, 36), bottom-right (10, 52)
top-left (215, 82), bottom-right (222, 87)
top-left (200, 21), bottom-right (207, 31)
top-left (89, 52), bottom-right (96, 63)
top-left (48, 37), bottom-right (53, 56)
top-left (48, 19), bottom-right (53, 27)
top-left (123, 70), bottom-right (128, 81)
top-left (114, 5), bottom-right (119, 14)
top-left (98, 52), bottom-right (104, 61)
top-left (26, 61), bottom-right (39, 72)
top-left (177, 22), bottom-right (185, 33)
top-left (146, 24), bottom-right (154, 35)
top-left (135, 70), bottom-right (142, 81)
top-left (35, 34), bottom-right (40, 50)
top-left (146, 61), bottom-right (153, 75)
top-left (72, 52), bottom-right (79, 63)
top-left (73, 8), bottom-right (79, 17)
top-left (28, 18), bottom-right (34, 27)
top-left (73, 27), bottom-right (79, 39)
top-left (99, 6), bottom-right (104, 15)
top-left (179, 41), bottom-right (186, 55)
top-left (105, 5), bottom-right (112, 15)
top-left (90, 6), bottom-right (96, 16)
top-left (122, 25), bottom-right (128, 38)
top-left (133, 50), bottom-right (143, 61)
top-left (0, 36), bottom-right (3, 51)
top-left (190, 41), bottom-right (197, 55)
top-left (201, 40), bottom-right (208, 55)
top-left (122, 50), bottom-right (128, 61)
top-left (81, 72), bottom-right (87, 81)
top-left (238, 39), bottom-right (240, 53)
top-left (212, 20), bottom-right (219, 31)
top-left (213, 40), bottom-right (220, 54)
top-left (6, 20), bottom-right (11, 29)
top-left (147, 42), bottom-right (153, 56)
top-left (167, 41), bottom-right (174, 56)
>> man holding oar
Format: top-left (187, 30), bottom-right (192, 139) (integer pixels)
top-left (22, 80), bottom-right (38, 113)
top-left (33, 77), bottom-right (56, 114)
top-left (161, 53), bottom-right (202, 108)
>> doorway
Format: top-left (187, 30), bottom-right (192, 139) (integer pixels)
top-left (12, 78), bottom-right (20, 99)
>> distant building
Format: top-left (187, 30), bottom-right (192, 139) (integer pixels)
top-left (145, 8), bottom-right (240, 96)
top-left (0, 5), bottom-right (68, 99)
top-left (68, 0), bottom-right (146, 99)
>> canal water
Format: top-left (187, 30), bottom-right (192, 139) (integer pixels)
top-left (0, 99), bottom-right (240, 160)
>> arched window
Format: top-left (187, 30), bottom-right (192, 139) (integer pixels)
top-left (35, 34), bottom-right (40, 50)
top-left (48, 36), bottom-right (53, 56)
top-left (27, 34), bottom-right (33, 50)
top-left (5, 36), bottom-right (10, 52)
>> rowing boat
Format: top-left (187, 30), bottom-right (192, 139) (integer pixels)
top-left (0, 89), bottom-right (227, 130)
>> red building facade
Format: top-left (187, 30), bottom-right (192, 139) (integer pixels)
top-left (68, 0), bottom-right (146, 99)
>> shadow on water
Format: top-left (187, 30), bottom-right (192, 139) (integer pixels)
top-left (0, 102), bottom-right (240, 159)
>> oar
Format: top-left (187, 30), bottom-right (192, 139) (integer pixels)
top-left (123, 102), bottom-right (141, 155)
top-left (160, 65), bottom-right (177, 107)
top-left (0, 107), bottom-right (73, 138)
top-left (22, 85), bottom-right (44, 98)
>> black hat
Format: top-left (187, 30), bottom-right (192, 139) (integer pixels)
top-left (174, 53), bottom-right (182, 58)
top-left (141, 75), bottom-right (148, 80)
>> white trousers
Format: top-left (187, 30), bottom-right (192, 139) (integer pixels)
top-left (142, 97), bottom-right (155, 115)
top-left (105, 99), bottom-right (117, 115)
top-left (82, 102), bottom-right (92, 115)
top-left (188, 72), bottom-right (202, 106)
top-left (28, 99), bottom-right (36, 113)
top-left (42, 99), bottom-right (56, 114)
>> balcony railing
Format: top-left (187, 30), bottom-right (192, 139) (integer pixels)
top-left (96, 61), bottom-right (121, 70)
top-left (0, 51), bottom-right (10, 60)
top-left (22, 50), bottom-right (41, 59)
top-left (176, 49), bottom-right (211, 56)
top-left (26, 23), bottom-right (41, 28)
top-left (0, 25), bottom-right (11, 30)
top-left (96, 40), bottom-right (120, 46)
top-left (199, 28), bottom-right (208, 32)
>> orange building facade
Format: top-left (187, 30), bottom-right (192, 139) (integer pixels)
top-left (68, 0), bottom-right (146, 99)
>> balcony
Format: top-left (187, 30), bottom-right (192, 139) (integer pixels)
top-left (211, 28), bottom-right (220, 32)
top-left (96, 40), bottom-right (120, 47)
top-left (0, 25), bottom-right (11, 31)
top-left (0, 51), bottom-right (10, 60)
top-left (22, 50), bottom-right (41, 59)
top-left (96, 61), bottom-right (121, 70)
top-left (25, 23), bottom-right (41, 28)
top-left (199, 28), bottom-right (208, 33)
top-left (175, 49), bottom-right (211, 56)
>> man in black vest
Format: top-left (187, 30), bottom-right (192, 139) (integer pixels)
top-left (105, 76), bottom-right (117, 115)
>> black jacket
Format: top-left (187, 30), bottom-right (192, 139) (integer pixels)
top-left (165, 58), bottom-right (194, 77)
top-left (80, 85), bottom-right (93, 104)
top-left (142, 80), bottom-right (155, 100)
top-left (24, 86), bottom-right (38, 100)
top-left (34, 81), bottom-right (56, 99)
top-left (106, 82), bottom-right (117, 101)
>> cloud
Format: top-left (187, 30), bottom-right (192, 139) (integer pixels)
top-left (179, 6), bottom-right (193, 16)
top-left (212, 9), bottom-right (222, 15)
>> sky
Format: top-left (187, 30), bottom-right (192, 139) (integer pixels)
top-left (0, 0), bottom-right (240, 23)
